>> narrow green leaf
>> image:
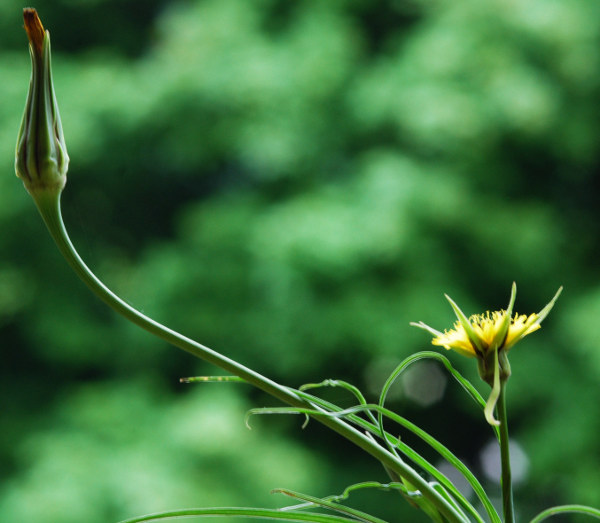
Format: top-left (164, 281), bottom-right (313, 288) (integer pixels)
top-left (529, 504), bottom-right (600, 523)
top-left (300, 379), bottom-right (377, 425)
top-left (272, 385), bottom-right (480, 523)
top-left (118, 507), bottom-right (363, 523)
top-left (274, 488), bottom-right (388, 523)
top-left (376, 352), bottom-right (500, 523)
top-left (362, 404), bottom-right (495, 523)
top-left (180, 376), bottom-right (246, 383)
top-left (378, 352), bottom-right (499, 438)
top-left (333, 481), bottom-right (408, 500)
top-left (251, 402), bottom-right (483, 523)
top-left (430, 483), bottom-right (469, 523)
top-left (287, 370), bottom-right (495, 522)
top-left (292, 360), bottom-right (496, 523)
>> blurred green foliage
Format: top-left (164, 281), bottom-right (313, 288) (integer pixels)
top-left (1, 0), bottom-right (599, 521)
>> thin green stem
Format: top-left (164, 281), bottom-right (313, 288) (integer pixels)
top-left (497, 381), bottom-right (514, 523)
top-left (32, 192), bottom-right (467, 523)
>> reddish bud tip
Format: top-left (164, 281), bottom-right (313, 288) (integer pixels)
top-left (23, 8), bottom-right (45, 56)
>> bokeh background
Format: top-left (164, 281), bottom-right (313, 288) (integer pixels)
top-left (1, 0), bottom-right (599, 521)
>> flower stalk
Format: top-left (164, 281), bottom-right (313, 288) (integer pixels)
top-left (32, 174), bottom-right (467, 523)
top-left (497, 383), bottom-right (514, 523)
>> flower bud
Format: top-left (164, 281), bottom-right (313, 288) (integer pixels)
top-left (15, 9), bottom-right (69, 197)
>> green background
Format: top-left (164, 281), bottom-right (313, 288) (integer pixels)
top-left (1, 0), bottom-right (599, 521)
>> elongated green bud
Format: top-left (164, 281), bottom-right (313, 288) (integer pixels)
top-left (15, 8), bottom-right (69, 198)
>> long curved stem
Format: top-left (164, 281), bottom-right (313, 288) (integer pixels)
top-left (497, 382), bottom-right (515, 523)
top-left (32, 191), bottom-right (467, 523)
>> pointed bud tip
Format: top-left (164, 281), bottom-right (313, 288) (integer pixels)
top-left (23, 8), bottom-right (45, 56)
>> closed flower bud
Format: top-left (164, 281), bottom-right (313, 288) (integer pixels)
top-left (15, 9), bottom-right (69, 197)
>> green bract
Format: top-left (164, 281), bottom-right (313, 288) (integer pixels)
top-left (15, 9), bottom-right (69, 198)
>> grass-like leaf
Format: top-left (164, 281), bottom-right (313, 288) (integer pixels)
top-left (246, 387), bottom-right (468, 522)
top-left (288, 370), bottom-right (497, 523)
top-left (117, 507), bottom-right (365, 523)
top-left (180, 375), bottom-right (247, 383)
top-left (274, 488), bottom-right (388, 523)
top-left (299, 380), bottom-right (377, 425)
top-left (377, 351), bottom-right (499, 440)
top-left (329, 480), bottom-right (409, 501)
top-left (343, 405), bottom-right (491, 523)
top-left (529, 504), bottom-right (600, 522)
top-left (377, 352), bottom-right (501, 522)
top-left (248, 403), bottom-right (480, 523)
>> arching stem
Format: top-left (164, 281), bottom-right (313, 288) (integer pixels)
top-left (31, 191), bottom-right (467, 523)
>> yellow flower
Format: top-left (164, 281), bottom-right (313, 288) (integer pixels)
top-left (432, 310), bottom-right (540, 357)
top-left (411, 283), bottom-right (562, 426)
top-left (412, 283), bottom-right (562, 360)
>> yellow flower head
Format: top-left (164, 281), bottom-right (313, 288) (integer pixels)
top-left (411, 283), bottom-right (562, 426)
top-left (432, 310), bottom-right (540, 358)
top-left (412, 283), bottom-right (562, 359)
